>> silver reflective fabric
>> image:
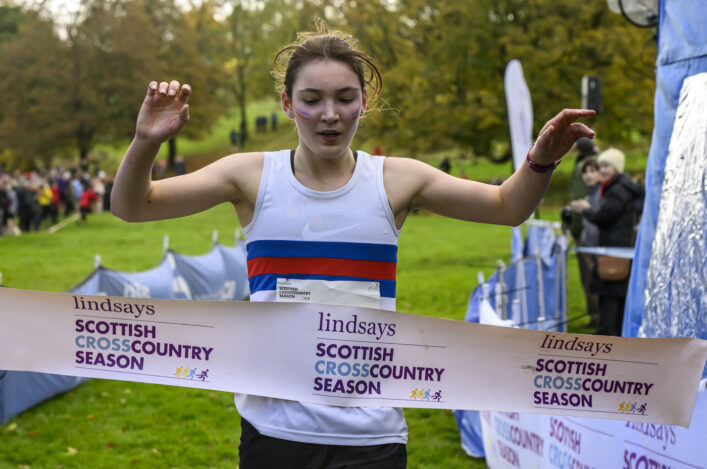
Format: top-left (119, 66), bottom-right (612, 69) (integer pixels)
top-left (639, 73), bottom-right (707, 341)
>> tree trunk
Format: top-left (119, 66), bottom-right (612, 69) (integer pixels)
top-left (76, 122), bottom-right (94, 167)
top-left (237, 64), bottom-right (247, 148)
top-left (168, 137), bottom-right (176, 170)
top-left (239, 93), bottom-right (247, 147)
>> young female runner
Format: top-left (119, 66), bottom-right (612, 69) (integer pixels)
top-left (112, 30), bottom-right (595, 469)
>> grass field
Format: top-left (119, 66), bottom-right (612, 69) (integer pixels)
top-left (0, 202), bottom-right (593, 468)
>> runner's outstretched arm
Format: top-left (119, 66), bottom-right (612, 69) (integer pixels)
top-left (111, 81), bottom-right (258, 223)
top-left (385, 109), bottom-right (596, 227)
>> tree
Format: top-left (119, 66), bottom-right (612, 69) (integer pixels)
top-left (337, 0), bottom-right (656, 158)
top-left (0, 1), bottom-right (656, 168)
top-left (0, 0), bottom-right (228, 168)
top-left (61, 0), bottom-right (165, 161)
top-left (218, 0), bottom-right (342, 143)
top-left (0, 12), bottom-right (72, 167)
top-left (142, 0), bottom-right (225, 168)
top-left (0, 4), bottom-right (26, 43)
top-left (220, 0), bottom-right (282, 146)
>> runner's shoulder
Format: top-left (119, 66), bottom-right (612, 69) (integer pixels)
top-left (383, 155), bottom-right (438, 182)
top-left (213, 151), bottom-right (265, 180)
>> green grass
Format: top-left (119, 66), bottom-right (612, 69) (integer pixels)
top-left (0, 205), bottom-right (597, 468)
top-left (0, 205), bottom-right (241, 291)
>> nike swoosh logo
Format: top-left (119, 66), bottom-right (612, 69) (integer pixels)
top-left (302, 223), bottom-right (352, 239)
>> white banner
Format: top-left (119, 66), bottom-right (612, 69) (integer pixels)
top-left (1, 288), bottom-right (705, 427)
top-left (481, 383), bottom-right (707, 469)
top-left (504, 59), bottom-right (534, 171)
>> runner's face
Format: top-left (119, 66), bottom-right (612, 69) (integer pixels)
top-left (283, 60), bottom-right (366, 159)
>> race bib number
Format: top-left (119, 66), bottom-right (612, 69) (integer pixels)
top-left (276, 278), bottom-right (380, 309)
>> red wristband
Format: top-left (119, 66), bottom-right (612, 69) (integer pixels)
top-left (526, 150), bottom-right (560, 173)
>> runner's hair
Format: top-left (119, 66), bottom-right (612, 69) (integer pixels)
top-left (272, 19), bottom-right (382, 110)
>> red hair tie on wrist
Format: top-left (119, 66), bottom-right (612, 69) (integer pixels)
top-left (526, 147), bottom-right (561, 173)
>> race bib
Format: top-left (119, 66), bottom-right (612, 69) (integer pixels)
top-left (276, 278), bottom-right (381, 309)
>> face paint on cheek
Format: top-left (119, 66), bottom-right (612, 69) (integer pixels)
top-left (295, 109), bottom-right (312, 120)
top-left (350, 106), bottom-right (361, 119)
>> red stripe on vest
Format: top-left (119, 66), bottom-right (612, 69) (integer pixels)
top-left (247, 257), bottom-right (396, 281)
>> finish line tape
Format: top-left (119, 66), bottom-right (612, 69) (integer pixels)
top-left (1, 288), bottom-right (705, 427)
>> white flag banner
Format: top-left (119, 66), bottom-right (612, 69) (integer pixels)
top-left (504, 59), bottom-right (534, 172)
top-left (1, 288), bottom-right (705, 427)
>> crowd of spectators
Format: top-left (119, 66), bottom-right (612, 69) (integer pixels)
top-left (0, 161), bottom-right (114, 236)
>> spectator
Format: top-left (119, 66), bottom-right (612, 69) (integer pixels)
top-left (38, 179), bottom-right (54, 228)
top-left (230, 129), bottom-right (238, 147)
top-left (571, 148), bottom-right (644, 336)
top-left (0, 176), bottom-right (8, 233)
top-left (153, 160), bottom-right (168, 180)
top-left (439, 157), bottom-right (451, 174)
top-left (78, 179), bottom-right (99, 223)
top-left (50, 179), bottom-right (60, 225)
top-left (174, 156), bottom-right (186, 176)
top-left (92, 177), bottom-right (106, 213)
top-left (56, 171), bottom-right (71, 216)
top-left (0, 176), bottom-right (19, 236)
top-left (103, 174), bottom-right (114, 212)
top-left (16, 177), bottom-right (39, 232)
top-left (569, 137), bottom-right (598, 240)
top-left (570, 158), bottom-right (602, 327)
top-left (256, 116), bottom-right (268, 133)
top-left (71, 173), bottom-right (84, 214)
top-left (6, 179), bottom-right (19, 235)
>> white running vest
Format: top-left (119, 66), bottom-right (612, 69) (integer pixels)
top-left (236, 149), bottom-right (407, 445)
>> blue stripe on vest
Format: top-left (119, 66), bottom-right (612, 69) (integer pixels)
top-left (249, 274), bottom-right (396, 298)
top-left (246, 240), bottom-right (398, 263)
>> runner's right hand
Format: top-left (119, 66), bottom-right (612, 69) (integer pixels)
top-left (135, 80), bottom-right (191, 144)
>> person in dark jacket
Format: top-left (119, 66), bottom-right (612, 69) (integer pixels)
top-left (571, 148), bottom-right (644, 336)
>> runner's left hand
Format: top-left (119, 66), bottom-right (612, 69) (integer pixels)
top-left (529, 109), bottom-right (595, 166)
